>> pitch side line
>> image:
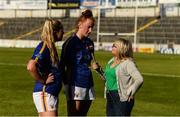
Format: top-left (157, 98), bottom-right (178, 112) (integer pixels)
top-left (0, 62), bottom-right (26, 67)
top-left (142, 72), bottom-right (180, 78)
top-left (0, 62), bottom-right (180, 78)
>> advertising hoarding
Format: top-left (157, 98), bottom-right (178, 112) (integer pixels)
top-left (80, 0), bottom-right (116, 9)
top-left (0, 0), bottom-right (47, 10)
top-left (48, 0), bottom-right (80, 9)
top-left (80, 0), bottom-right (98, 8)
top-left (117, 0), bottom-right (157, 7)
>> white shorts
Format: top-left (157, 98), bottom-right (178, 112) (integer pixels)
top-left (64, 85), bottom-right (95, 100)
top-left (33, 92), bottom-right (58, 113)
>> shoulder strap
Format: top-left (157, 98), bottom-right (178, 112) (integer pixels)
top-left (108, 57), bottom-right (114, 64)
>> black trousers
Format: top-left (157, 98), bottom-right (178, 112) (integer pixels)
top-left (106, 90), bottom-right (134, 116)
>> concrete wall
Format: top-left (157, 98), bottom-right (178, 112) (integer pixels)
top-left (0, 9), bottom-right (66, 18)
top-left (0, 7), bottom-right (180, 18)
top-left (0, 39), bottom-right (65, 48)
top-left (166, 6), bottom-right (179, 16)
top-left (105, 7), bottom-right (159, 17)
top-left (1, 39), bottom-right (180, 54)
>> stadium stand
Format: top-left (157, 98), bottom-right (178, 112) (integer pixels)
top-left (0, 17), bottom-right (180, 44)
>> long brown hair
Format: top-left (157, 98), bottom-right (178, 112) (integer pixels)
top-left (41, 19), bottom-right (63, 67)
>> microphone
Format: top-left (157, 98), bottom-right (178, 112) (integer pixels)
top-left (94, 63), bottom-right (105, 80)
top-left (88, 45), bottom-right (105, 80)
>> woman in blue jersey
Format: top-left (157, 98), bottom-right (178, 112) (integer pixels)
top-left (104, 39), bottom-right (143, 116)
top-left (60, 9), bottom-right (99, 116)
top-left (27, 19), bottom-right (64, 116)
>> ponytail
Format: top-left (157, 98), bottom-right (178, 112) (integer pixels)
top-left (41, 19), bottom-right (63, 67)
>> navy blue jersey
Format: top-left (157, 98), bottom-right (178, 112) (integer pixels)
top-left (60, 34), bottom-right (94, 88)
top-left (31, 41), bottom-right (61, 96)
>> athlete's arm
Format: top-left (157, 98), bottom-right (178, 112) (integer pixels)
top-left (27, 60), bottom-right (45, 84)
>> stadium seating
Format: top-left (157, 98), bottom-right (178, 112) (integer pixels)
top-left (0, 17), bottom-right (180, 44)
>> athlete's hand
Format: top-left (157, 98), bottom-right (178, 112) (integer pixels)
top-left (100, 75), bottom-right (105, 81)
top-left (91, 62), bottom-right (99, 70)
top-left (46, 73), bottom-right (54, 84)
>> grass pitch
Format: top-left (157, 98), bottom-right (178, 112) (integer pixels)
top-left (0, 48), bottom-right (180, 116)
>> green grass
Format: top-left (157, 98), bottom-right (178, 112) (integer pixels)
top-left (0, 47), bottom-right (180, 116)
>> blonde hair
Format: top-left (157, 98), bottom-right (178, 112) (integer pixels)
top-left (41, 19), bottom-right (63, 67)
top-left (113, 38), bottom-right (133, 60)
top-left (76, 9), bottom-right (95, 31)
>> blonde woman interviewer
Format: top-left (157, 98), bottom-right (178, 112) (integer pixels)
top-left (27, 19), bottom-right (64, 116)
top-left (104, 38), bottom-right (143, 116)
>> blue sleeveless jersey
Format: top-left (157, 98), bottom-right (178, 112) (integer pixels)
top-left (60, 34), bottom-right (94, 88)
top-left (31, 41), bottom-right (61, 96)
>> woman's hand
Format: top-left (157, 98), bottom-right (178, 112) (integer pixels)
top-left (46, 73), bottom-right (54, 84)
top-left (128, 96), bottom-right (134, 102)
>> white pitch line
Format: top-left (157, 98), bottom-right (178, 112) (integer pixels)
top-left (0, 62), bottom-right (26, 66)
top-left (142, 72), bottom-right (180, 78)
top-left (0, 62), bottom-right (180, 78)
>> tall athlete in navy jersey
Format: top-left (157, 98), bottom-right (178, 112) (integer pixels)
top-left (60, 9), bottom-right (99, 116)
top-left (27, 19), bottom-right (64, 116)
